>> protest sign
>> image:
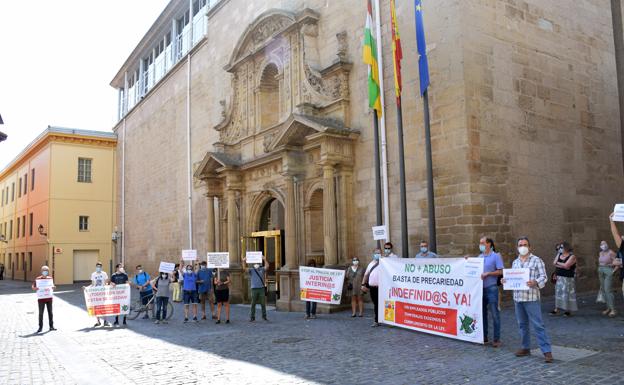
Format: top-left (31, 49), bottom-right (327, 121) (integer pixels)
top-left (159, 262), bottom-right (175, 273)
top-left (182, 249), bottom-right (197, 261)
top-left (613, 204), bottom-right (624, 222)
top-left (245, 251), bottom-right (263, 264)
top-left (83, 284), bottom-right (131, 317)
top-left (299, 267), bottom-right (346, 305)
top-left (207, 252), bottom-right (229, 268)
top-left (379, 257), bottom-right (484, 344)
top-left (36, 279), bottom-right (54, 289)
top-left (502, 268), bottom-right (530, 290)
top-left (372, 225), bottom-right (388, 241)
top-left (36, 287), bottom-right (53, 299)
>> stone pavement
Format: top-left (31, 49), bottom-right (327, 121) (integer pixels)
top-left (1, 279), bottom-right (623, 385)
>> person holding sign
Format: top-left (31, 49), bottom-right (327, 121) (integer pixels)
top-left (414, 240), bottom-right (438, 258)
top-left (345, 257), bottom-right (365, 317)
top-left (85, 262), bottom-right (111, 327)
top-left (197, 261), bottom-right (216, 320)
top-left (361, 248), bottom-right (382, 327)
top-left (243, 255), bottom-right (269, 322)
top-left (304, 259), bottom-right (318, 319)
top-left (181, 264), bottom-right (200, 323)
top-left (478, 237), bottom-right (504, 347)
top-left (32, 265), bottom-right (56, 333)
top-left (110, 264), bottom-right (129, 326)
top-left (214, 269), bottom-right (231, 324)
top-left (502, 237), bottom-right (553, 363)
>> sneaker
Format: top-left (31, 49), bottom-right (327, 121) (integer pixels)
top-left (142, 314), bottom-right (149, 320)
top-left (162, 320), bottom-right (168, 324)
top-left (212, 315), bottom-right (217, 320)
top-left (215, 320), bottom-right (221, 324)
top-left (603, 309), bottom-right (611, 315)
top-left (122, 320), bottom-right (127, 326)
top-left (226, 320), bottom-right (230, 324)
top-left (93, 322), bottom-right (101, 328)
top-left (514, 349), bottom-right (530, 357)
top-left (548, 310), bottom-right (560, 316)
top-left (371, 322), bottom-right (379, 327)
top-left (351, 314), bottom-right (356, 317)
top-left (103, 321), bottom-right (110, 327)
top-left (304, 315), bottom-right (310, 319)
top-left (310, 315), bottom-right (317, 319)
top-left (544, 352), bottom-right (554, 363)
top-left (49, 327), bottom-right (57, 332)
top-left (563, 312), bottom-right (572, 317)
top-left (249, 318), bottom-right (255, 322)
top-left (608, 310), bottom-right (617, 318)
top-left (113, 321), bottom-right (119, 326)
top-left (492, 341), bottom-right (502, 348)
top-left (483, 339), bottom-right (490, 346)
top-left (36, 327), bottom-right (42, 334)
top-left (201, 315), bottom-right (207, 320)
top-left (184, 318), bottom-right (188, 323)
top-left (193, 317), bottom-right (199, 323)
top-left (262, 316), bottom-right (268, 321)
top-left (154, 320), bottom-right (160, 324)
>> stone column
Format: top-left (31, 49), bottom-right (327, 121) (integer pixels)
top-left (206, 195), bottom-right (215, 252)
top-left (227, 189), bottom-right (238, 265)
top-left (323, 164), bottom-right (337, 266)
top-left (284, 175), bottom-right (296, 269)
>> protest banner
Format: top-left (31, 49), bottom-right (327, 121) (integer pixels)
top-left (83, 284), bottom-right (131, 317)
top-left (182, 249), bottom-right (197, 261)
top-left (379, 257), bottom-right (484, 344)
top-left (502, 268), bottom-right (530, 290)
top-left (36, 279), bottom-right (54, 289)
top-left (613, 204), bottom-right (624, 222)
top-left (207, 252), bottom-right (229, 268)
top-left (299, 266), bottom-right (345, 304)
top-left (159, 261), bottom-right (175, 273)
top-left (245, 251), bottom-right (263, 264)
top-left (372, 225), bottom-right (388, 241)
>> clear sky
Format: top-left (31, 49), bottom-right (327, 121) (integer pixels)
top-left (0, 0), bottom-right (170, 169)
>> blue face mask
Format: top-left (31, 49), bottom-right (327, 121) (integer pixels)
top-left (479, 244), bottom-right (486, 253)
top-left (42, 271), bottom-right (49, 277)
top-left (373, 253), bottom-right (381, 260)
top-left (96, 267), bottom-right (102, 273)
top-left (420, 247), bottom-right (428, 253)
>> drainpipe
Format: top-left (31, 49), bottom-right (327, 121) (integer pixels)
top-left (187, 53), bottom-right (193, 250)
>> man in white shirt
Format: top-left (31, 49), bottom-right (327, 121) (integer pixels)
top-left (85, 262), bottom-right (110, 328)
top-left (361, 248), bottom-right (382, 327)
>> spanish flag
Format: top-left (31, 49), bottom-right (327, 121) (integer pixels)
top-left (363, 0), bottom-right (382, 117)
top-left (390, 0), bottom-right (403, 106)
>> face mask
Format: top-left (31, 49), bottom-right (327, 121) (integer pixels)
top-left (42, 271), bottom-right (49, 276)
top-left (201, 265), bottom-right (207, 270)
top-left (137, 269), bottom-right (143, 274)
top-left (96, 267), bottom-right (102, 273)
top-left (186, 269), bottom-right (192, 273)
top-left (558, 247), bottom-right (564, 253)
top-left (352, 260), bottom-right (359, 265)
top-left (161, 274), bottom-right (166, 279)
top-left (479, 244), bottom-right (486, 253)
top-left (600, 244), bottom-right (608, 251)
top-left (383, 248), bottom-right (391, 255)
top-left (253, 264), bottom-right (260, 269)
top-left (518, 246), bottom-right (529, 256)
top-left (420, 247), bottom-right (428, 253)
top-left (119, 268), bottom-right (126, 274)
top-left (373, 253), bottom-right (381, 260)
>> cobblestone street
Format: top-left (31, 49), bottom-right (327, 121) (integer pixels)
top-left (1, 279), bottom-right (623, 385)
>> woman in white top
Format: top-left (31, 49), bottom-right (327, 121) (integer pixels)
top-left (361, 248), bottom-right (382, 327)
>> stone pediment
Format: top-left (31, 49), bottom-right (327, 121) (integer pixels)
top-left (194, 152), bottom-right (241, 180)
top-left (266, 113), bottom-right (355, 151)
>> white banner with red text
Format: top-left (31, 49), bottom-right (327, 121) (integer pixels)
top-left (299, 266), bottom-right (345, 305)
top-left (379, 257), bottom-right (484, 344)
top-left (83, 284), bottom-right (131, 317)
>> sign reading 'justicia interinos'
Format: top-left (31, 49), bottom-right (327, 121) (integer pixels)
top-left (379, 258), bottom-right (484, 344)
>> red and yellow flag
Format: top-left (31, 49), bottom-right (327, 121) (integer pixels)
top-left (390, 0), bottom-right (403, 106)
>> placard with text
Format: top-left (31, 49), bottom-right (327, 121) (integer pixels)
top-left (83, 284), bottom-right (131, 317)
top-left (299, 266), bottom-right (345, 305)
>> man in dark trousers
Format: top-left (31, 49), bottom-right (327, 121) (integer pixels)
top-left (110, 263), bottom-right (129, 326)
top-left (31, 265), bottom-right (56, 333)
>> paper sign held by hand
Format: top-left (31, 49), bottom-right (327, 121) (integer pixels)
top-left (372, 225), bottom-right (387, 241)
top-left (502, 268), bottom-right (530, 291)
top-left (207, 252), bottom-right (230, 268)
top-left (182, 249), bottom-right (197, 261)
top-left (246, 251), bottom-right (263, 264)
top-left (159, 261), bottom-right (175, 273)
top-left (613, 204), bottom-right (624, 222)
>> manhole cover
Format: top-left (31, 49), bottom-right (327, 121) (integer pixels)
top-left (272, 337), bottom-right (308, 344)
top-left (531, 345), bottom-right (598, 362)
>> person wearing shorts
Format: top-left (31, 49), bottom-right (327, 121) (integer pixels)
top-left (133, 265), bottom-right (153, 320)
top-left (181, 264), bottom-right (199, 323)
top-left (197, 261), bottom-right (216, 320)
top-left (214, 269), bottom-right (231, 324)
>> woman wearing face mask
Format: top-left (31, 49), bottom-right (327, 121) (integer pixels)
top-left (550, 241), bottom-right (578, 316)
top-left (151, 272), bottom-right (171, 324)
top-left (361, 248), bottom-right (382, 327)
top-left (345, 257), bottom-right (364, 317)
top-left (597, 240), bottom-right (617, 317)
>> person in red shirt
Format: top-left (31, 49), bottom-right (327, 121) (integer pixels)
top-left (32, 265), bottom-right (56, 333)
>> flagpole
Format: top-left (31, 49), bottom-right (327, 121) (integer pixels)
top-left (373, 110), bottom-right (383, 249)
top-left (423, 89), bottom-right (436, 252)
top-left (396, 98), bottom-right (409, 257)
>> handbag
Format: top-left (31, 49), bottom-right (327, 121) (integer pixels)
top-left (252, 268), bottom-right (268, 296)
top-left (596, 290), bottom-right (606, 304)
top-left (550, 272), bottom-right (557, 284)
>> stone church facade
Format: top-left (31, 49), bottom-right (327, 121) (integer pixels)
top-left (112, 0), bottom-right (624, 306)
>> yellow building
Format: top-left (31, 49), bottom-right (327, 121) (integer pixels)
top-left (0, 127), bottom-right (117, 284)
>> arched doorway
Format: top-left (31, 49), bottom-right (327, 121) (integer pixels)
top-left (259, 197), bottom-right (284, 231)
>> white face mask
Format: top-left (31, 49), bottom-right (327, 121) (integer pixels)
top-left (600, 244), bottom-right (608, 251)
top-left (253, 264), bottom-right (260, 269)
top-left (119, 268), bottom-right (125, 274)
top-left (352, 260), bottom-right (359, 265)
top-left (518, 246), bottom-right (529, 256)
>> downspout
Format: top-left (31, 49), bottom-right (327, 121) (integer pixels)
top-left (187, 53), bottom-right (193, 250)
top-left (121, 118), bottom-right (125, 265)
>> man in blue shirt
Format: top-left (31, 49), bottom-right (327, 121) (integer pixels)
top-left (197, 261), bottom-right (216, 320)
top-left (415, 240), bottom-right (438, 258)
top-left (243, 256), bottom-right (269, 322)
top-left (479, 236), bottom-right (504, 347)
top-left (181, 264), bottom-right (199, 323)
top-left (133, 265), bottom-right (153, 320)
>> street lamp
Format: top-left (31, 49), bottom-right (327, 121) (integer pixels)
top-left (38, 224), bottom-right (47, 237)
top-left (38, 225), bottom-right (54, 276)
top-left (0, 234), bottom-right (7, 243)
top-left (0, 113), bottom-right (6, 143)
